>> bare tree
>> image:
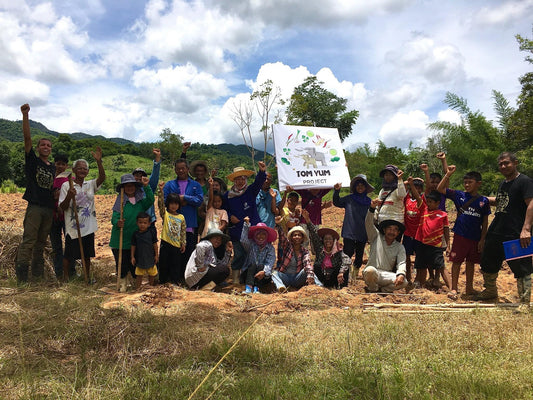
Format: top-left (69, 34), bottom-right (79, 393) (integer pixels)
top-left (229, 98), bottom-right (256, 168)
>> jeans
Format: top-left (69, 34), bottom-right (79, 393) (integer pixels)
top-left (231, 240), bottom-right (246, 271)
top-left (271, 269), bottom-right (323, 289)
top-left (50, 218), bottom-right (75, 278)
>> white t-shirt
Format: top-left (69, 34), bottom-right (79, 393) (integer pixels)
top-left (59, 179), bottom-right (101, 239)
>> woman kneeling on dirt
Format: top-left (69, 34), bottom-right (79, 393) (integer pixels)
top-left (184, 228), bottom-right (233, 290)
top-left (272, 213), bottom-right (321, 292)
top-left (301, 209), bottom-right (351, 289)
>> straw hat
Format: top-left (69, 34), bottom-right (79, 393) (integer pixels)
top-left (317, 227), bottom-right (340, 241)
top-left (227, 166), bottom-right (254, 182)
top-left (190, 160), bottom-right (209, 177)
top-left (287, 225), bottom-right (308, 242)
top-left (249, 223), bottom-right (277, 243)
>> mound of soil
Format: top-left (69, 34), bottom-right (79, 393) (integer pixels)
top-left (0, 193), bottom-right (523, 314)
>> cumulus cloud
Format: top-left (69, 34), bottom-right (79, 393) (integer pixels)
top-left (475, 0), bottom-right (533, 27)
top-left (379, 110), bottom-right (430, 147)
top-left (0, 78), bottom-right (50, 106)
top-left (131, 64), bottom-right (229, 113)
top-left (385, 35), bottom-right (466, 84)
top-left (211, 0), bottom-right (414, 27)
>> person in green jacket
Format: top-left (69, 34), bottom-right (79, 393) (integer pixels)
top-left (110, 174), bottom-right (154, 292)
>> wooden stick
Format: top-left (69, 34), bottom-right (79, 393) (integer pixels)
top-left (363, 302), bottom-right (520, 309)
top-left (68, 174), bottom-right (88, 283)
top-left (117, 187), bottom-right (124, 291)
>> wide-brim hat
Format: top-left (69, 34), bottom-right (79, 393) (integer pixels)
top-left (132, 167), bottom-right (147, 177)
top-left (249, 223), bottom-right (277, 243)
top-left (190, 160), bottom-right (209, 177)
top-left (379, 164), bottom-right (399, 178)
top-left (378, 219), bottom-right (405, 236)
top-left (350, 174), bottom-right (375, 193)
top-left (116, 174), bottom-right (142, 192)
top-left (227, 166), bottom-right (254, 182)
top-left (201, 228), bottom-right (230, 243)
top-left (317, 227), bottom-right (340, 241)
top-left (287, 225), bottom-right (308, 242)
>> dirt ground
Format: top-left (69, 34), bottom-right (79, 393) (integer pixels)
top-left (0, 193), bottom-right (523, 314)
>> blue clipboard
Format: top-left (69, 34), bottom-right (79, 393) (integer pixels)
top-left (503, 239), bottom-right (533, 261)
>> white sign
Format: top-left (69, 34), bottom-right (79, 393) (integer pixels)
top-left (273, 124), bottom-right (351, 191)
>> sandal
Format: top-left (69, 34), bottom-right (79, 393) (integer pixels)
top-left (447, 290), bottom-right (458, 301)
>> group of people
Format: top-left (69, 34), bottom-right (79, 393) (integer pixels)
top-left (15, 104), bottom-right (533, 304)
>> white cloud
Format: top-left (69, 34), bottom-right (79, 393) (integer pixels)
top-left (475, 0), bottom-right (533, 27)
top-left (379, 110), bottom-right (430, 147)
top-left (131, 64), bottom-right (229, 113)
top-left (437, 109), bottom-right (462, 125)
top-left (211, 0), bottom-right (414, 27)
top-left (385, 36), bottom-right (466, 84)
top-left (0, 78), bottom-right (50, 106)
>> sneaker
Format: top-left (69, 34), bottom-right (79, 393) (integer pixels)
top-left (253, 286), bottom-right (260, 294)
top-left (243, 285), bottom-right (252, 294)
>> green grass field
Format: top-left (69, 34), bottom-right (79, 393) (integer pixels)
top-left (1, 281), bottom-right (532, 400)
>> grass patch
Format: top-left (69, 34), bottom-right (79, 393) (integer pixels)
top-left (0, 284), bottom-right (532, 399)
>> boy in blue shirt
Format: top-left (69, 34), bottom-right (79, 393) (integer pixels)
top-left (437, 166), bottom-right (491, 299)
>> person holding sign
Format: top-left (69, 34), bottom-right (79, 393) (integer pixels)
top-left (223, 162), bottom-right (267, 283)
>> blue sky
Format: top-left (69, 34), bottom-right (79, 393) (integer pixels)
top-left (0, 0), bottom-right (531, 152)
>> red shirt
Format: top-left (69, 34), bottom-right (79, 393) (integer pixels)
top-left (403, 193), bottom-right (424, 237)
top-left (415, 203), bottom-right (448, 247)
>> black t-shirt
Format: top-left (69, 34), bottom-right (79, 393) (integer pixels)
top-left (489, 174), bottom-right (533, 238)
top-left (131, 229), bottom-right (157, 269)
top-left (22, 149), bottom-right (55, 209)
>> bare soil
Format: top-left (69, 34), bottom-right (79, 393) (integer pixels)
top-left (0, 193), bottom-right (522, 314)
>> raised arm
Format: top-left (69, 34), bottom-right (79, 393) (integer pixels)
top-left (436, 152), bottom-right (449, 175)
top-left (148, 148), bottom-right (161, 192)
top-left (91, 146), bottom-right (106, 187)
top-left (420, 163), bottom-right (432, 195)
top-left (437, 165), bottom-right (455, 194)
top-left (407, 176), bottom-right (423, 207)
top-left (365, 198), bottom-right (380, 243)
top-left (21, 104), bottom-right (32, 153)
top-left (157, 182), bottom-right (166, 219)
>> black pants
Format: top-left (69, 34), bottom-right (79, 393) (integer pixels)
top-left (112, 248), bottom-right (135, 279)
top-left (314, 265), bottom-right (344, 288)
top-left (159, 240), bottom-right (185, 284)
top-left (481, 233), bottom-right (533, 278)
top-left (191, 264), bottom-right (230, 289)
top-left (343, 238), bottom-right (366, 269)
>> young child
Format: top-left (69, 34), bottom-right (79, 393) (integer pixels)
top-left (376, 165), bottom-right (406, 228)
top-left (437, 166), bottom-right (490, 299)
top-left (420, 152), bottom-right (448, 212)
top-left (278, 186), bottom-right (301, 232)
top-left (412, 189), bottom-right (452, 290)
top-left (332, 175), bottom-right (374, 282)
top-left (403, 177), bottom-right (425, 283)
top-left (241, 216), bottom-right (277, 294)
top-left (202, 177), bottom-right (228, 236)
top-left (131, 212), bottom-right (159, 290)
top-left (158, 182), bottom-right (187, 285)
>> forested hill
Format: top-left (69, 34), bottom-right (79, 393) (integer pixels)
top-left (0, 117), bottom-right (273, 192)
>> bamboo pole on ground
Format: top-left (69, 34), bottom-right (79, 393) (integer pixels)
top-left (67, 174), bottom-right (88, 283)
top-left (116, 188), bottom-right (124, 291)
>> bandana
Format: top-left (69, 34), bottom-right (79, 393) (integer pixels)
top-left (227, 183), bottom-right (249, 199)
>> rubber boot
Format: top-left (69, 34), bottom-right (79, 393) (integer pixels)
top-left (475, 272), bottom-right (498, 301)
top-left (349, 265), bottom-right (359, 284)
top-left (232, 269), bottom-right (240, 285)
top-left (15, 262), bottom-right (29, 284)
top-left (518, 274), bottom-right (532, 304)
top-left (119, 277), bottom-right (127, 293)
